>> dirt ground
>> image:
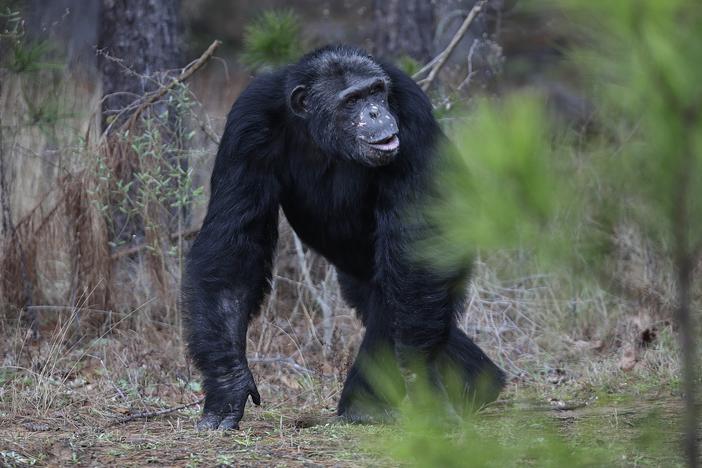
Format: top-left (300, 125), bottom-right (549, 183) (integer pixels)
top-left (1, 413), bottom-right (381, 466)
top-left (0, 357), bottom-right (693, 467)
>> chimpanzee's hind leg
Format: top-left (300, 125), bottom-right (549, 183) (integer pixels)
top-left (437, 326), bottom-right (506, 415)
top-left (336, 273), bottom-right (404, 423)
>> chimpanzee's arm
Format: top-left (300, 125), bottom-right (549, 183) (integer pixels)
top-left (183, 74), bottom-right (284, 430)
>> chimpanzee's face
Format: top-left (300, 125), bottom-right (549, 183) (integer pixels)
top-left (289, 70), bottom-right (400, 167)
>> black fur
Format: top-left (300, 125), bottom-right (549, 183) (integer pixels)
top-left (183, 45), bottom-right (505, 430)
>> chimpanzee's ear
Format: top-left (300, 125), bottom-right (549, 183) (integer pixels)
top-left (289, 85), bottom-right (308, 118)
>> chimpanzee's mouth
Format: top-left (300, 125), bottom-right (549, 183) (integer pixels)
top-left (368, 134), bottom-right (400, 152)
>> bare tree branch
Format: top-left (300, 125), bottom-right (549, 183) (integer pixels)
top-left (415, 0), bottom-right (489, 92)
top-left (115, 39), bottom-right (222, 135)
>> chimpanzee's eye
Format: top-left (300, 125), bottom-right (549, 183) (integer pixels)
top-left (370, 83), bottom-right (385, 95)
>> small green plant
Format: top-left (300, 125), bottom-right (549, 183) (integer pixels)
top-left (241, 9), bottom-right (304, 72)
top-left (8, 39), bottom-right (61, 74)
top-left (96, 82), bottom-right (207, 251)
top-left (0, 8), bottom-right (60, 74)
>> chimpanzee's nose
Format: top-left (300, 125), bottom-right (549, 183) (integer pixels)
top-left (358, 103), bottom-right (398, 142)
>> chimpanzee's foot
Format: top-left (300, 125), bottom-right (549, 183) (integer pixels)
top-left (337, 405), bottom-right (398, 424)
top-left (337, 361), bottom-right (404, 424)
top-left (437, 327), bottom-right (506, 416)
top-left (337, 397), bottom-right (399, 424)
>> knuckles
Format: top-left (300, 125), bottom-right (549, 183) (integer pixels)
top-left (198, 366), bottom-right (260, 431)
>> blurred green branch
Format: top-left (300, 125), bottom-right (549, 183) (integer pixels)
top-left (422, 1), bottom-right (701, 465)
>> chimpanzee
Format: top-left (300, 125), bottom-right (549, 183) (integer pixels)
top-left (183, 45), bottom-right (505, 430)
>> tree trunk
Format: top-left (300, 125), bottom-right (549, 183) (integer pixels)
top-left (675, 254), bottom-right (699, 468)
top-left (372, 0), bottom-right (435, 62)
top-left (98, 0), bottom-right (184, 252)
top-left (98, 0), bottom-right (183, 131)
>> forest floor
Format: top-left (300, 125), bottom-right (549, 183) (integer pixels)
top-left (0, 324), bottom-right (693, 467)
top-left (0, 394), bottom-right (688, 467)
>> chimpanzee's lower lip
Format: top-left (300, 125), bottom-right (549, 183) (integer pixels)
top-left (368, 134), bottom-right (400, 152)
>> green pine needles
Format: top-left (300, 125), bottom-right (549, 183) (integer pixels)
top-left (241, 9), bottom-right (304, 72)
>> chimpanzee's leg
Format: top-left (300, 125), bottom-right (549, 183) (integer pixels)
top-left (337, 273), bottom-right (404, 423)
top-left (373, 184), bottom-right (505, 421)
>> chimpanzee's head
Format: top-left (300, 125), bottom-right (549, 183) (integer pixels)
top-left (287, 46), bottom-right (400, 167)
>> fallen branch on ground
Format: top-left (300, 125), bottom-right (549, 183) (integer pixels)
top-left (105, 398), bottom-right (204, 428)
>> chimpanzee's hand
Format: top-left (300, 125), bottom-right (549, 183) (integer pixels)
top-left (196, 364), bottom-right (260, 431)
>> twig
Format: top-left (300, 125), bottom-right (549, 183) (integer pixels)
top-left (411, 53), bottom-right (442, 81)
top-left (199, 119), bottom-right (221, 145)
top-left (118, 40), bottom-right (222, 134)
top-left (415, 0), bottom-right (488, 92)
top-left (249, 355), bottom-right (314, 375)
top-left (105, 398), bottom-right (204, 428)
top-left (104, 356), bottom-right (312, 429)
top-left (110, 226), bottom-right (200, 259)
top-left (457, 39), bottom-right (480, 91)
